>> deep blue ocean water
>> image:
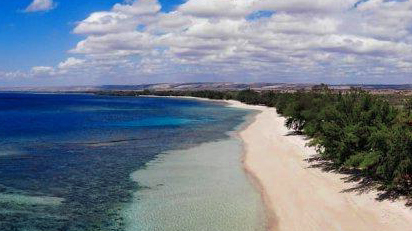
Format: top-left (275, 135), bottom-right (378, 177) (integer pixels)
top-left (0, 93), bottom-right (249, 231)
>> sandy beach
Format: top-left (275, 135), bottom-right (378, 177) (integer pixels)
top-left (228, 100), bottom-right (412, 231)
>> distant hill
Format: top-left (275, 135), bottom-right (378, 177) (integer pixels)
top-left (1, 83), bottom-right (412, 93)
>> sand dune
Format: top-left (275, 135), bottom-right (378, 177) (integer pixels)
top-left (228, 101), bottom-right (412, 231)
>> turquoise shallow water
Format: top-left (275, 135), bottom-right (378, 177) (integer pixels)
top-left (0, 93), bottom-right (265, 231)
top-left (123, 137), bottom-right (267, 231)
top-left (112, 117), bottom-right (205, 127)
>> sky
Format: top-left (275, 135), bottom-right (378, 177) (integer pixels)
top-left (0, 0), bottom-right (411, 86)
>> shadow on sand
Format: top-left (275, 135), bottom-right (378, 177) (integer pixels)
top-left (285, 132), bottom-right (412, 208)
top-left (305, 155), bottom-right (412, 207)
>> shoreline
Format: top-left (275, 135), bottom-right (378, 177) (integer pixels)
top-left (122, 121), bottom-right (267, 231)
top-left (225, 100), bottom-right (412, 231)
top-left (226, 101), bottom-right (279, 231)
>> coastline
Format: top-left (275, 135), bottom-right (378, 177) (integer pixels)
top-left (227, 101), bottom-right (279, 231)
top-left (226, 100), bottom-right (412, 231)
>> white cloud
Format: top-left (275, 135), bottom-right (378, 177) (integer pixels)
top-left (17, 0), bottom-right (412, 84)
top-left (24, 0), bottom-right (56, 13)
top-left (112, 0), bottom-right (161, 15)
top-left (31, 66), bottom-right (54, 75)
top-left (73, 12), bottom-right (135, 35)
top-left (73, 0), bottom-right (160, 35)
top-left (255, 0), bottom-right (359, 14)
top-left (71, 32), bottom-right (155, 55)
top-left (58, 57), bottom-right (85, 69)
top-left (178, 0), bottom-right (254, 18)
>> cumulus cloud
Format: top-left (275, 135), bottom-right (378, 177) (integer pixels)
top-left (73, 0), bottom-right (160, 35)
top-left (31, 66), bottom-right (55, 76)
top-left (16, 0), bottom-right (412, 84)
top-left (178, 0), bottom-right (254, 18)
top-left (24, 0), bottom-right (56, 13)
top-left (58, 57), bottom-right (85, 69)
top-left (255, 0), bottom-right (359, 14)
top-left (71, 32), bottom-right (155, 55)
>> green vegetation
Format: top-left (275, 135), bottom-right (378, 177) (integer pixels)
top-left (98, 86), bottom-right (412, 200)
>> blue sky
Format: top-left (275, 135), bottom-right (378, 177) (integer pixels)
top-left (0, 0), bottom-right (412, 86)
top-left (0, 0), bottom-right (183, 71)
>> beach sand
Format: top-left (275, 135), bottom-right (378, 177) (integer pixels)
top-left (228, 100), bottom-right (412, 231)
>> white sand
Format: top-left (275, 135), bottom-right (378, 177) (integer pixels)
top-left (227, 100), bottom-right (412, 231)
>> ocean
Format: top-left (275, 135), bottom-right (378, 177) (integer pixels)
top-left (0, 93), bottom-right (266, 231)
